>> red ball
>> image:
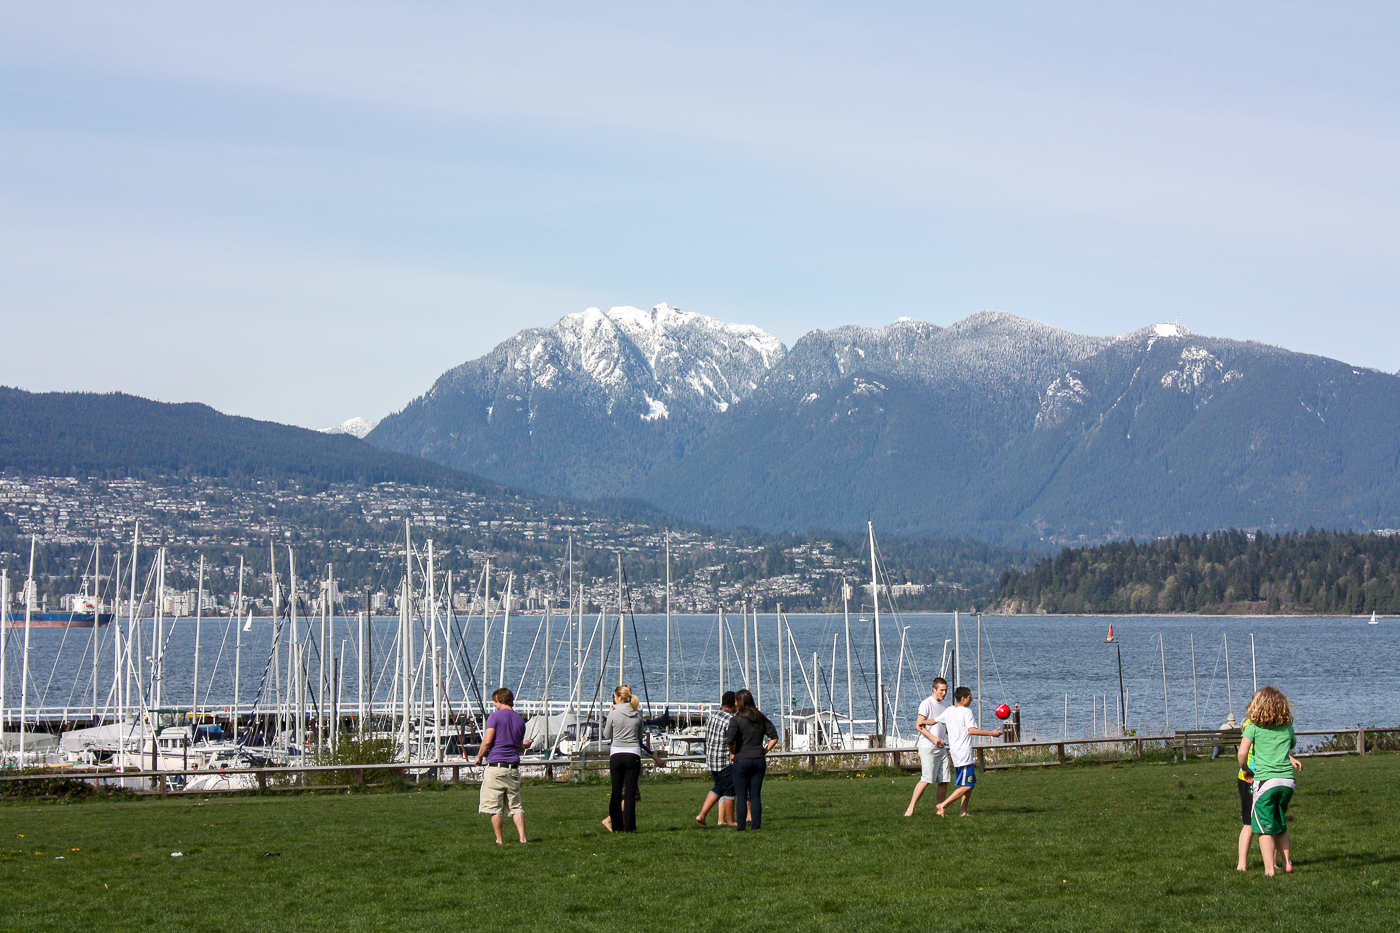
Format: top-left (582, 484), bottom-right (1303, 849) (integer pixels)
top-left (994, 704), bottom-right (1012, 720)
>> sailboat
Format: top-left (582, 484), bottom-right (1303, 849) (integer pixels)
top-left (1371, 610), bottom-right (1379, 625)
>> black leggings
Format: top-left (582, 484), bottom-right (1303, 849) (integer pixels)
top-left (610, 753), bottom-right (641, 832)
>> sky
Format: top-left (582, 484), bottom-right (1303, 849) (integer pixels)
top-left (3, 2), bottom-right (1398, 429)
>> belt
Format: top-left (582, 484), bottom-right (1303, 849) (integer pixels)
top-left (486, 762), bottom-right (519, 769)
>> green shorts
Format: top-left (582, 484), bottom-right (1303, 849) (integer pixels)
top-left (1250, 778), bottom-right (1295, 835)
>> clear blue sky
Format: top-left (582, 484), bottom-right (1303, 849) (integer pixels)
top-left (4, 2), bottom-right (1397, 428)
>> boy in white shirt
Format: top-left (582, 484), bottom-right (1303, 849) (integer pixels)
top-left (905, 677), bottom-right (951, 816)
top-left (934, 685), bottom-right (1002, 817)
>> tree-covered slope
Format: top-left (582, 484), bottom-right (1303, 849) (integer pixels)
top-left (993, 528), bottom-right (1400, 614)
top-left (0, 386), bottom-right (505, 493)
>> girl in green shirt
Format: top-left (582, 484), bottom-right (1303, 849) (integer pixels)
top-left (1238, 686), bottom-right (1304, 876)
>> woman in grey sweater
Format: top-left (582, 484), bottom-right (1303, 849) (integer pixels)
top-left (602, 685), bottom-right (661, 832)
top-left (723, 688), bottom-right (780, 831)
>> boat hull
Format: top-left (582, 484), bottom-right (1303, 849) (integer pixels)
top-left (2, 612), bottom-right (113, 629)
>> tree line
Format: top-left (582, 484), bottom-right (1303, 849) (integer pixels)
top-left (993, 528), bottom-right (1400, 615)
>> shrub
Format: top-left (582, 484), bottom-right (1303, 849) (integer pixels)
top-left (305, 735), bottom-right (406, 790)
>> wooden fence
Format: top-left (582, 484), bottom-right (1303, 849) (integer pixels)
top-left (2, 727), bottom-right (1394, 795)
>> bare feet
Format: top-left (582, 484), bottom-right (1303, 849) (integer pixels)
top-left (903, 809), bottom-right (915, 817)
top-left (601, 817), bottom-right (613, 832)
top-left (934, 805), bottom-right (946, 818)
top-left (695, 815), bottom-right (706, 826)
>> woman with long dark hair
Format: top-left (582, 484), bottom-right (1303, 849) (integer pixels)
top-left (723, 688), bottom-right (779, 831)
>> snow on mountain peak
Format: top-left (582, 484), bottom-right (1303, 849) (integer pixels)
top-left (459, 304), bottom-right (789, 422)
top-left (321, 416), bottom-right (378, 439)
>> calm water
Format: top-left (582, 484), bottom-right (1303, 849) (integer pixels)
top-left (4, 613), bottom-right (1394, 741)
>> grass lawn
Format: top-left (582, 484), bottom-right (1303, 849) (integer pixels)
top-left (3, 754), bottom-right (1397, 932)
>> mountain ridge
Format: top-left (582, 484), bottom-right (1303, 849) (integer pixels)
top-left (368, 308), bottom-right (1400, 545)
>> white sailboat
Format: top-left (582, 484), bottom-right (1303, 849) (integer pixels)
top-left (1371, 610), bottom-right (1379, 624)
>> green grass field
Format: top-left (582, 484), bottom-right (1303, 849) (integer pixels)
top-left (3, 755), bottom-right (1397, 932)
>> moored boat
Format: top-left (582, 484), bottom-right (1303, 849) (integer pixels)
top-left (2, 610), bottom-right (113, 629)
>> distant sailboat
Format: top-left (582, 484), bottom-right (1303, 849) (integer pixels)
top-left (1371, 610), bottom-right (1379, 625)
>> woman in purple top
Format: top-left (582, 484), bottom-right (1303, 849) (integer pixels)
top-left (473, 687), bottom-right (531, 844)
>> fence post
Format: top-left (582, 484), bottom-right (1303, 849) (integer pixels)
top-left (356, 768), bottom-right (364, 788)
top-left (976, 746), bottom-right (986, 771)
top-left (1358, 728), bottom-right (1366, 756)
top-left (1135, 737), bottom-right (1143, 757)
top-left (257, 770), bottom-right (267, 791)
top-left (1057, 743), bottom-right (1065, 764)
top-left (452, 765), bottom-right (460, 783)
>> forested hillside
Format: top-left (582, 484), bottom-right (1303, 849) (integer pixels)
top-left (0, 387), bottom-right (503, 494)
top-left (993, 529), bottom-right (1400, 614)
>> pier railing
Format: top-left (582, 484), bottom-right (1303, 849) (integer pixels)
top-left (3, 727), bottom-right (1394, 794)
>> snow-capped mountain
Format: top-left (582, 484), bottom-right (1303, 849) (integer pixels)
top-left (368, 305), bottom-right (787, 499)
top-left (322, 417), bottom-right (379, 439)
top-left (369, 307), bottom-right (1400, 544)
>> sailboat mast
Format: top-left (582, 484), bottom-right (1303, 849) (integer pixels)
top-left (774, 607), bottom-right (782, 741)
top-left (718, 607), bottom-right (725, 699)
top-left (400, 520), bottom-right (411, 756)
top-left (742, 602), bottom-right (751, 689)
top-left (543, 598), bottom-right (551, 754)
top-left (976, 612), bottom-right (982, 728)
top-left (664, 531), bottom-right (671, 709)
top-left (1224, 633), bottom-right (1234, 723)
top-left (429, 539), bottom-right (441, 763)
top-left (756, 602), bottom-right (767, 706)
top-left (1, 570), bottom-right (8, 738)
top-left (89, 542), bottom-right (100, 720)
top-left (1190, 633), bottom-right (1199, 730)
top-left (193, 554), bottom-right (205, 715)
top-left (127, 523), bottom-right (140, 721)
top-left (290, 547), bottom-right (302, 758)
top-left (567, 537), bottom-right (575, 726)
top-left (153, 546), bottom-right (165, 710)
top-left (269, 541), bottom-right (281, 750)
top-left (482, 558), bottom-right (491, 690)
top-left (499, 572), bottom-right (513, 691)
top-left (20, 535), bottom-right (36, 760)
top-left (954, 610), bottom-right (960, 693)
top-left (868, 522), bottom-right (884, 737)
top-left (320, 563), bottom-right (330, 749)
top-left (233, 556), bottom-right (244, 742)
top-left (111, 552), bottom-right (120, 725)
top-left (616, 554), bottom-right (624, 685)
top-left (843, 579), bottom-right (853, 745)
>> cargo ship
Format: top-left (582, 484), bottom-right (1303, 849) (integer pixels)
top-left (3, 596), bottom-right (112, 629)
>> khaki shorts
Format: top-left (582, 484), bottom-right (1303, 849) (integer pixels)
top-left (919, 746), bottom-right (953, 784)
top-left (479, 764), bottom-right (523, 816)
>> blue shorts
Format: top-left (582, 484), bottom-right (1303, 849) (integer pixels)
top-left (953, 764), bottom-right (977, 788)
top-left (710, 766), bottom-right (735, 800)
